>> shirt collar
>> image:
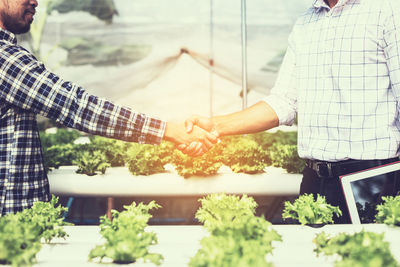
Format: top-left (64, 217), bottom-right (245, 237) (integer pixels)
top-left (0, 29), bottom-right (17, 45)
top-left (313, 0), bottom-right (360, 10)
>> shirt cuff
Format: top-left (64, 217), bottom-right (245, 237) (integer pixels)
top-left (136, 115), bottom-right (166, 145)
top-left (261, 95), bottom-right (296, 126)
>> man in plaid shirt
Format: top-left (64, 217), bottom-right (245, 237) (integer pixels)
top-left (0, 0), bottom-right (217, 215)
top-left (184, 0), bottom-right (400, 223)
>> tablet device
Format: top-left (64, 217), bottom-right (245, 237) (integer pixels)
top-left (340, 161), bottom-right (400, 224)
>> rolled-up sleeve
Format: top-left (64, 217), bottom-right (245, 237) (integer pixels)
top-left (262, 31), bottom-right (298, 126)
top-left (0, 45), bottom-right (165, 145)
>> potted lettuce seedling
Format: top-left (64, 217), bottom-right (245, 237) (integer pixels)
top-left (282, 194), bottom-right (342, 226)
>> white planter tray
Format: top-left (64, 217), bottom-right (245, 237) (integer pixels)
top-left (32, 224), bottom-right (400, 267)
top-left (48, 165), bottom-right (302, 197)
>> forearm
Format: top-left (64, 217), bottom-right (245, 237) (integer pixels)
top-left (211, 101), bottom-right (279, 136)
top-left (0, 49), bottom-right (166, 145)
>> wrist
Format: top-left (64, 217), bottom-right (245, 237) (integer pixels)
top-left (164, 122), bottom-right (177, 143)
top-left (211, 117), bottom-right (223, 137)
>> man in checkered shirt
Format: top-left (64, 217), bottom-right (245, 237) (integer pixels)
top-left (0, 0), bottom-right (218, 215)
top-left (184, 0), bottom-right (400, 223)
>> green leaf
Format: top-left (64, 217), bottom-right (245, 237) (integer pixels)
top-left (190, 194), bottom-right (282, 267)
top-left (375, 196), bottom-right (400, 226)
top-left (127, 143), bottom-right (166, 176)
top-left (314, 230), bottom-right (399, 267)
top-left (89, 201), bottom-right (163, 265)
top-left (74, 150), bottom-right (111, 176)
top-left (282, 194), bottom-right (342, 225)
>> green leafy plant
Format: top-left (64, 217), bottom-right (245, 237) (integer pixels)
top-left (157, 141), bottom-right (176, 165)
top-left (0, 196), bottom-right (71, 266)
top-left (0, 214), bottom-right (42, 267)
top-left (39, 128), bottom-right (81, 149)
top-left (375, 196), bottom-right (400, 226)
top-left (314, 230), bottom-right (399, 267)
top-left (89, 201), bottom-right (163, 265)
top-left (221, 136), bottom-right (267, 174)
top-left (189, 217), bottom-right (279, 267)
top-left (74, 150), bottom-right (110, 176)
top-left (171, 147), bottom-right (222, 178)
top-left (85, 136), bottom-right (130, 167)
top-left (282, 194), bottom-right (342, 225)
top-left (195, 194), bottom-right (258, 232)
top-left (189, 194), bottom-right (282, 267)
top-left (249, 131), bottom-right (305, 173)
top-left (19, 195), bottom-right (72, 243)
top-left (42, 144), bottom-right (78, 171)
top-left (250, 130), bottom-right (297, 150)
top-left (127, 144), bottom-right (166, 176)
top-left (40, 129), bottom-right (81, 171)
top-left (266, 143), bottom-right (305, 173)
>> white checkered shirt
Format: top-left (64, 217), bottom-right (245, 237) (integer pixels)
top-left (0, 29), bottom-right (166, 215)
top-left (264, 0), bottom-right (400, 161)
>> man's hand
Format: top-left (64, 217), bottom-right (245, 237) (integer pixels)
top-left (177, 115), bottom-right (218, 155)
top-left (177, 102), bottom-right (279, 155)
top-left (184, 115), bottom-right (216, 134)
top-left (164, 122), bottom-right (218, 156)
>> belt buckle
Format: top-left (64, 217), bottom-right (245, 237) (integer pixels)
top-left (315, 161), bottom-right (333, 178)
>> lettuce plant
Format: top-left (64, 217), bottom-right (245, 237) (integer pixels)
top-left (42, 143), bottom-right (78, 171)
top-left (171, 148), bottom-right (222, 178)
top-left (89, 201), bottom-right (163, 265)
top-left (375, 195), bottom-right (400, 226)
top-left (282, 194), bottom-right (342, 225)
top-left (39, 128), bottom-right (81, 149)
top-left (84, 136), bottom-right (130, 167)
top-left (0, 196), bottom-right (71, 266)
top-left (74, 150), bottom-right (110, 176)
top-left (189, 217), bottom-right (279, 267)
top-left (221, 136), bottom-right (267, 174)
top-left (18, 195), bottom-right (72, 243)
top-left (314, 230), bottom-right (399, 267)
top-left (190, 194), bottom-right (281, 267)
top-left (250, 130), bottom-right (297, 150)
top-left (266, 143), bottom-right (305, 173)
top-left (0, 214), bottom-right (41, 267)
top-left (195, 194), bottom-right (258, 232)
top-left (127, 144), bottom-right (166, 176)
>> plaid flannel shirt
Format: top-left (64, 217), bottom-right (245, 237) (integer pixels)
top-left (263, 0), bottom-right (400, 161)
top-left (0, 29), bottom-right (166, 215)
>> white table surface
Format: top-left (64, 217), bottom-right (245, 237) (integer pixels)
top-left (33, 224), bottom-right (400, 267)
top-left (48, 165), bottom-right (302, 197)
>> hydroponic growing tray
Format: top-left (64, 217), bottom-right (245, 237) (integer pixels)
top-left (48, 165), bottom-right (302, 197)
top-left (32, 224), bottom-right (400, 267)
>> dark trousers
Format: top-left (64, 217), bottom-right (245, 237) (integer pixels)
top-left (300, 158), bottom-right (400, 224)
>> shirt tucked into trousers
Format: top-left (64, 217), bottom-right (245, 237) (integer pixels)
top-left (263, 0), bottom-right (400, 223)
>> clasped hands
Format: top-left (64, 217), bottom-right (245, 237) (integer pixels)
top-left (164, 116), bottom-right (216, 156)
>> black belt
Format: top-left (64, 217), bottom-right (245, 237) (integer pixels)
top-left (305, 158), bottom-right (399, 178)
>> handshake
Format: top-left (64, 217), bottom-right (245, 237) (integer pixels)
top-left (163, 102), bottom-right (276, 156)
top-left (164, 115), bottom-right (218, 157)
